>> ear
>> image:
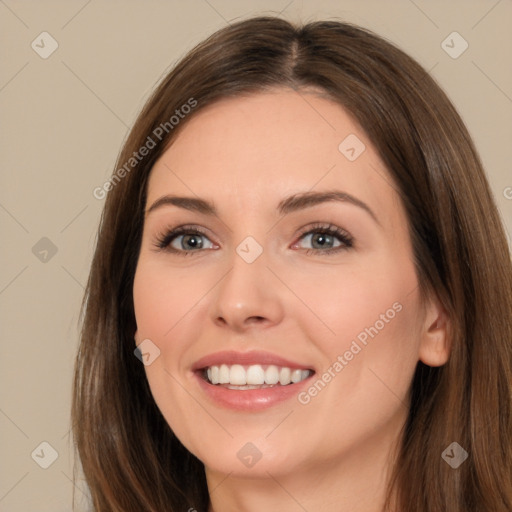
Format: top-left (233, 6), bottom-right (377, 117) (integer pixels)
top-left (418, 296), bottom-right (451, 367)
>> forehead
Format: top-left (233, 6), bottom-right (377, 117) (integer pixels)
top-left (146, 90), bottom-right (400, 223)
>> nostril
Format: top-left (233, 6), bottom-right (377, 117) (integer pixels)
top-left (247, 316), bottom-right (266, 324)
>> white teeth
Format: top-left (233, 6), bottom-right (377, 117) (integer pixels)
top-left (229, 364), bottom-right (246, 385)
top-left (204, 364), bottom-right (312, 386)
top-left (211, 365), bottom-right (219, 384)
top-left (265, 365), bottom-right (280, 385)
top-left (279, 367), bottom-right (291, 385)
top-left (291, 369), bottom-right (303, 383)
top-left (247, 365), bottom-right (265, 385)
top-left (219, 364), bottom-right (230, 384)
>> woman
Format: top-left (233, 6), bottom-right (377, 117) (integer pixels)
top-left (72, 16), bottom-right (512, 511)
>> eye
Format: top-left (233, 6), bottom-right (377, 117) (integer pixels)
top-left (292, 223), bottom-right (353, 255)
top-left (154, 225), bottom-right (216, 255)
top-left (154, 222), bottom-right (353, 256)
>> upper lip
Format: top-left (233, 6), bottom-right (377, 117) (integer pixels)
top-left (192, 350), bottom-right (314, 372)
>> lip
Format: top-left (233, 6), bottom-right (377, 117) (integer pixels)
top-left (192, 350), bottom-right (314, 371)
top-left (191, 350), bottom-right (315, 412)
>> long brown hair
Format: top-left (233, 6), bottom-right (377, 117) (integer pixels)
top-left (72, 16), bottom-right (512, 511)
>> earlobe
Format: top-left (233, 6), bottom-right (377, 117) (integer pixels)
top-left (418, 302), bottom-right (451, 367)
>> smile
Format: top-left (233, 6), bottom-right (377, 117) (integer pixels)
top-left (192, 350), bottom-right (315, 410)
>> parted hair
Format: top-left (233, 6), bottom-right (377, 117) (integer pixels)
top-left (72, 16), bottom-right (512, 511)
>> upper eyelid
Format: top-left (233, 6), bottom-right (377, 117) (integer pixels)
top-left (156, 223), bottom-right (348, 238)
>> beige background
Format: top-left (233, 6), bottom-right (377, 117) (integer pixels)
top-left (1, 1), bottom-right (511, 510)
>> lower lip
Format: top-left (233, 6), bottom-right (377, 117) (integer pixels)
top-left (193, 372), bottom-right (313, 411)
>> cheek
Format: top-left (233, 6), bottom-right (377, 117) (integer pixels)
top-left (295, 253), bottom-right (417, 340)
top-left (132, 260), bottom-right (202, 401)
top-left (132, 258), bottom-right (221, 396)
top-left (133, 259), bottom-right (210, 340)
top-left (132, 260), bottom-right (212, 448)
top-left (296, 253), bottom-right (421, 391)
top-left (289, 261), bottom-right (421, 451)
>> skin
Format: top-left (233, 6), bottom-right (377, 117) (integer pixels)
top-left (133, 89), bottom-right (450, 512)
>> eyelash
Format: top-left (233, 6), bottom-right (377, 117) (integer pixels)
top-left (153, 222), bottom-right (354, 256)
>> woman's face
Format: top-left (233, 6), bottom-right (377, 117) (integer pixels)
top-left (133, 90), bottom-right (447, 480)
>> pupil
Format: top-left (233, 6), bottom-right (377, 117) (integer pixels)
top-left (184, 235), bottom-right (202, 249)
top-left (313, 233), bottom-right (332, 248)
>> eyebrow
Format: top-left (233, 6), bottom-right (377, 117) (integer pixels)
top-left (146, 190), bottom-right (379, 224)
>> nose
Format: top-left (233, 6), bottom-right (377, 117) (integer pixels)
top-left (209, 247), bottom-right (285, 333)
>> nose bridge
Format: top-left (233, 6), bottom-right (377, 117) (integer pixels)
top-left (210, 235), bottom-right (284, 329)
